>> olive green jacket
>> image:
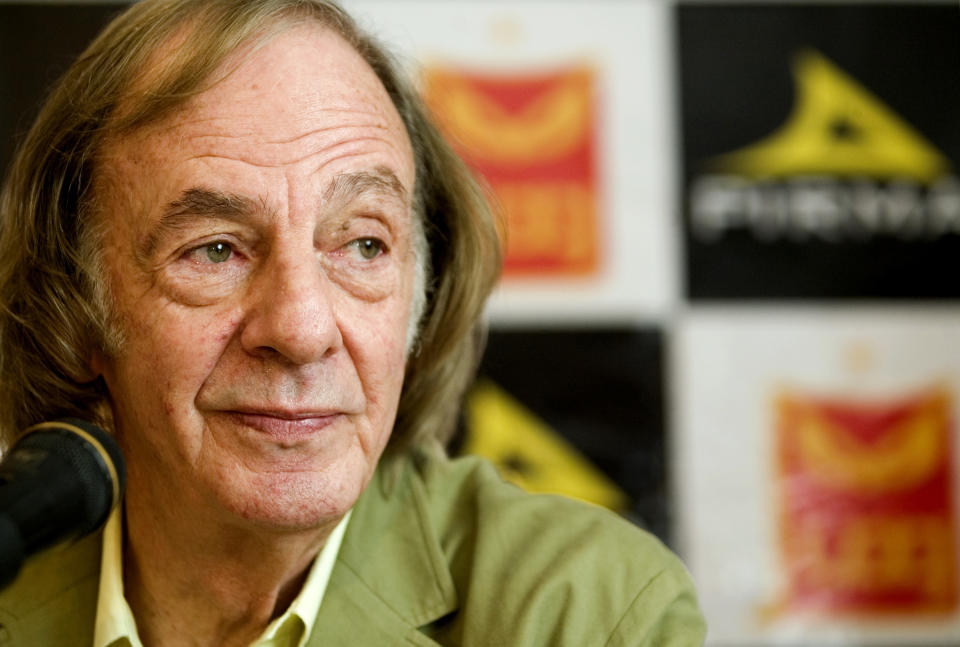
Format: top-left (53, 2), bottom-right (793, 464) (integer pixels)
top-left (0, 449), bottom-right (706, 646)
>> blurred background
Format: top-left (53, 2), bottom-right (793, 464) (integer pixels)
top-left (2, 1), bottom-right (959, 644)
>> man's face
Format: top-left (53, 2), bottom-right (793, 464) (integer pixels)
top-left (91, 24), bottom-right (417, 529)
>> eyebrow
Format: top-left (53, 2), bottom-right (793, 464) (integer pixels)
top-left (139, 188), bottom-right (258, 261)
top-left (322, 166), bottom-right (409, 208)
top-left (139, 167), bottom-right (409, 261)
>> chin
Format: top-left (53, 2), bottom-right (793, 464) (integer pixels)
top-left (216, 468), bottom-right (363, 531)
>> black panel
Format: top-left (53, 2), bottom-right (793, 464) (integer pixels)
top-left (677, 3), bottom-right (960, 299)
top-left (0, 3), bottom-right (126, 176)
top-left (457, 328), bottom-right (671, 543)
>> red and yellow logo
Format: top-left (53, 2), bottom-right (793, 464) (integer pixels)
top-left (776, 387), bottom-right (958, 616)
top-left (423, 66), bottom-right (600, 277)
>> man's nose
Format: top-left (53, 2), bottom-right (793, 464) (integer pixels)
top-left (240, 252), bottom-right (343, 365)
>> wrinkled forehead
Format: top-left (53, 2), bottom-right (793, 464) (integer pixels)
top-left (104, 10), bottom-right (408, 142)
top-left (187, 25), bottom-right (408, 146)
top-left (97, 22), bottom-right (414, 192)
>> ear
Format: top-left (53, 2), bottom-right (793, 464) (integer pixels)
top-left (84, 349), bottom-right (109, 383)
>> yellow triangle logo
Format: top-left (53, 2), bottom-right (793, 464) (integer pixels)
top-left (710, 50), bottom-right (950, 183)
top-left (463, 380), bottom-right (629, 512)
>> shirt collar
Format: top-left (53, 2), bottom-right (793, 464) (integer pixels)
top-left (93, 506), bottom-right (352, 647)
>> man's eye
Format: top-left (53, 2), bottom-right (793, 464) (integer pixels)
top-left (351, 238), bottom-right (385, 260)
top-left (204, 242), bottom-right (233, 263)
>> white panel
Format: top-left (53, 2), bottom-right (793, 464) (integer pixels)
top-left (343, 0), bottom-right (678, 324)
top-left (673, 307), bottom-right (960, 645)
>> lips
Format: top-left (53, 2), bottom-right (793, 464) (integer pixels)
top-left (225, 410), bottom-right (344, 443)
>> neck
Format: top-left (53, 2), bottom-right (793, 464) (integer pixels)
top-left (122, 487), bottom-right (338, 647)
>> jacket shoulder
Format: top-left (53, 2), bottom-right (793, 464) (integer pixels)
top-left (411, 450), bottom-right (706, 646)
top-left (0, 532), bottom-right (100, 647)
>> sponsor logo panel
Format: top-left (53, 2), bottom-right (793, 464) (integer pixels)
top-left (455, 328), bottom-right (669, 541)
top-left (675, 312), bottom-right (960, 643)
top-left (776, 387), bottom-right (958, 616)
top-left (678, 3), bottom-right (960, 298)
top-left (423, 66), bottom-right (601, 277)
top-left (342, 0), bottom-right (676, 320)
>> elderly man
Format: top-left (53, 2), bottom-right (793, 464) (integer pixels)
top-left (0, 0), bottom-right (705, 645)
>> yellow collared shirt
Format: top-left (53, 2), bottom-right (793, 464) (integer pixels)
top-left (93, 508), bottom-right (351, 647)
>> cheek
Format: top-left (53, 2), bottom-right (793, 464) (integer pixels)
top-left (342, 301), bottom-right (409, 403)
top-left (117, 304), bottom-right (243, 399)
top-left (108, 311), bottom-right (242, 456)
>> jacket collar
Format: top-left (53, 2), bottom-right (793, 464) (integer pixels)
top-left (309, 450), bottom-right (458, 645)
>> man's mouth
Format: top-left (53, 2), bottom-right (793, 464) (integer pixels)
top-left (224, 410), bottom-right (344, 442)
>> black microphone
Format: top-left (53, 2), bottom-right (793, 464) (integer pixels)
top-left (0, 419), bottom-right (126, 588)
